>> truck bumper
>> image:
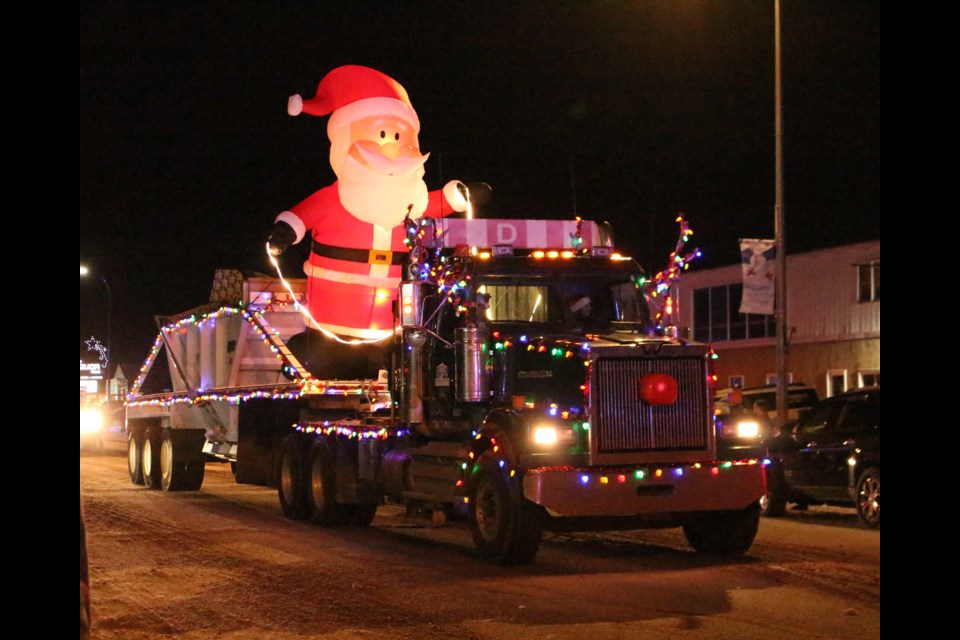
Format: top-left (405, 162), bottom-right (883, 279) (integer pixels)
top-left (523, 461), bottom-right (766, 517)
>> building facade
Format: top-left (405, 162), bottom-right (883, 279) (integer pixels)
top-left (674, 241), bottom-right (880, 399)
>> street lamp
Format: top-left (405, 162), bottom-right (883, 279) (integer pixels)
top-left (774, 0), bottom-right (789, 426)
top-left (80, 264), bottom-right (112, 396)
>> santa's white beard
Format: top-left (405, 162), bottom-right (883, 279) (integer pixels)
top-left (336, 153), bottom-right (430, 228)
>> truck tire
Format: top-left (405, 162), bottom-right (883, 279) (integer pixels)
top-left (160, 430), bottom-right (205, 492)
top-left (307, 441), bottom-right (343, 526)
top-left (277, 435), bottom-right (309, 520)
top-left (141, 430), bottom-right (163, 490)
top-left (762, 462), bottom-right (788, 517)
top-left (128, 430), bottom-right (145, 485)
top-left (468, 454), bottom-right (544, 565)
top-left (682, 502), bottom-right (760, 556)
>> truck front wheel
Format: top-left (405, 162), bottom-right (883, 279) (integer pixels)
top-left (682, 502), bottom-right (760, 556)
top-left (468, 454), bottom-right (544, 565)
top-left (277, 435), bottom-right (309, 520)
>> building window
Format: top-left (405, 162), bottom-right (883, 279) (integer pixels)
top-left (859, 370), bottom-right (880, 387)
top-left (765, 373), bottom-right (794, 386)
top-left (827, 370), bottom-right (847, 396)
top-left (857, 261), bottom-right (880, 302)
top-left (693, 283), bottom-right (776, 343)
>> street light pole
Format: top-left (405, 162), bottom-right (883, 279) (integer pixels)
top-left (101, 275), bottom-right (112, 385)
top-left (774, 0), bottom-right (789, 426)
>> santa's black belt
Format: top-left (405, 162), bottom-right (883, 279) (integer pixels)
top-left (311, 242), bottom-right (408, 266)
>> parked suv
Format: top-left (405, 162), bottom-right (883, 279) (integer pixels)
top-left (714, 383), bottom-right (820, 425)
top-left (765, 386), bottom-right (880, 528)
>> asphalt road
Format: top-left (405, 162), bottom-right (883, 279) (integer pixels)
top-left (80, 440), bottom-right (879, 640)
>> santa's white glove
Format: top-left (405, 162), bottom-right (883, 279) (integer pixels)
top-left (444, 180), bottom-right (493, 212)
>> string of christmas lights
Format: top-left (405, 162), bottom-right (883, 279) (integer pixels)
top-left (125, 302), bottom-right (342, 405)
top-left (294, 421), bottom-right (408, 440)
top-left (642, 214), bottom-right (702, 327)
top-left (265, 241), bottom-right (395, 345)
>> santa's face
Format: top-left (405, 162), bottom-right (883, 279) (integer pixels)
top-left (331, 114), bottom-right (430, 227)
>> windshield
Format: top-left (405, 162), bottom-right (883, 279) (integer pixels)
top-left (477, 279), bottom-right (650, 331)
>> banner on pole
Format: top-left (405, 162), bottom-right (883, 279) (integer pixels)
top-left (739, 238), bottom-right (776, 315)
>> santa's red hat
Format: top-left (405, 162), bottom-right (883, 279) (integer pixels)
top-left (287, 65), bottom-right (420, 139)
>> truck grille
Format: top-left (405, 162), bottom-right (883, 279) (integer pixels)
top-left (593, 356), bottom-right (709, 454)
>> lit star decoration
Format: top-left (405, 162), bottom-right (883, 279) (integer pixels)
top-left (85, 336), bottom-right (108, 368)
top-left (642, 214), bottom-right (701, 328)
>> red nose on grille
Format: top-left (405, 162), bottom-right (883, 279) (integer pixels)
top-left (639, 373), bottom-right (678, 405)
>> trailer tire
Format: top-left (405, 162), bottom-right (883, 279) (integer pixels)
top-left (160, 430), bottom-right (205, 492)
top-left (682, 502), bottom-right (760, 556)
top-left (141, 431), bottom-right (163, 490)
top-left (468, 454), bottom-right (544, 565)
top-left (277, 435), bottom-right (309, 520)
top-left (307, 441), bottom-right (344, 526)
top-left (127, 430), bottom-right (145, 485)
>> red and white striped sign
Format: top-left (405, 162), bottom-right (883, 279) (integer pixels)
top-left (422, 218), bottom-right (611, 250)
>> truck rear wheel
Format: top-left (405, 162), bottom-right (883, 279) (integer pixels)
top-left (141, 431), bottom-right (163, 490)
top-left (307, 441), bottom-right (343, 526)
top-left (127, 430), bottom-right (144, 485)
top-left (468, 454), bottom-right (544, 565)
top-left (682, 502), bottom-right (760, 556)
top-left (160, 430), bottom-right (205, 492)
top-left (277, 435), bottom-right (309, 520)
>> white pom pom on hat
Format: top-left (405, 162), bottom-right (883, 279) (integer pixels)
top-left (287, 65), bottom-right (420, 139)
top-left (287, 94), bottom-right (304, 116)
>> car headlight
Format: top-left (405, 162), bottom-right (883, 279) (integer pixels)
top-left (80, 407), bottom-right (104, 434)
top-left (719, 417), bottom-right (762, 439)
top-left (531, 422), bottom-right (576, 447)
top-left (734, 419), bottom-right (761, 439)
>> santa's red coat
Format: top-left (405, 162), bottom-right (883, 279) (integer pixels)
top-left (279, 181), bottom-right (459, 337)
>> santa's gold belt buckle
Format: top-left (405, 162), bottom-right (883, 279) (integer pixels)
top-left (368, 250), bottom-right (392, 265)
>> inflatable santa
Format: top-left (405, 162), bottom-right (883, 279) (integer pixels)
top-left (267, 65), bottom-right (481, 378)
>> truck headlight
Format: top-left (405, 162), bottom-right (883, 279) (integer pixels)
top-left (80, 407), bottom-right (104, 434)
top-left (531, 423), bottom-right (575, 447)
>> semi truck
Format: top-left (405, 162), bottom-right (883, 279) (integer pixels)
top-left (125, 217), bottom-right (766, 565)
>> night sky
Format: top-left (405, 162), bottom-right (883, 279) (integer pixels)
top-left (80, 0), bottom-right (880, 368)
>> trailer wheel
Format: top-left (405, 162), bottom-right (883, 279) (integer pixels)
top-left (141, 431), bottom-right (163, 490)
top-left (127, 430), bottom-right (145, 485)
top-left (468, 454), bottom-right (544, 565)
top-left (682, 502), bottom-right (760, 556)
top-left (277, 435), bottom-right (309, 520)
top-left (160, 430), bottom-right (205, 492)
